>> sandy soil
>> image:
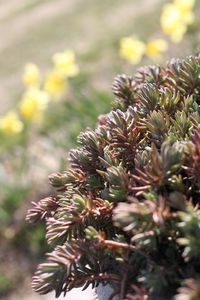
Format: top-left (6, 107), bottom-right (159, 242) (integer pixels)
top-left (8, 286), bottom-right (97, 300)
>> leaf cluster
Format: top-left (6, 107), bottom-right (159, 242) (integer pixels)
top-left (27, 55), bottom-right (200, 300)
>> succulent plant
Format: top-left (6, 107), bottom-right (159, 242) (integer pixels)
top-left (27, 54), bottom-right (200, 300)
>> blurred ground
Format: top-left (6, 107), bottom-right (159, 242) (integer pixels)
top-left (8, 285), bottom-right (97, 300)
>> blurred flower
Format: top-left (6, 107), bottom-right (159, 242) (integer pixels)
top-left (174, 0), bottom-right (195, 13)
top-left (19, 88), bottom-right (49, 120)
top-left (44, 70), bottom-right (68, 98)
top-left (22, 63), bottom-right (40, 87)
top-left (0, 110), bottom-right (23, 134)
top-left (119, 36), bottom-right (145, 64)
top-left (146, 38), bottom-right (168, 61)
top-left (3, 227), bottom-right (15, 240)
top-left (52, 50), bottom-right (79, 77)
top-left (161, 3), bottom-right (187, 43)
top-left (174, 0), bottom-right (195, 24)
top-left (161, 1), bottom-right (195, 43)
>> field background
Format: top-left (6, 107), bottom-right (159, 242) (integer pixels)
top-left (0, 0), bottom-right (167, 112)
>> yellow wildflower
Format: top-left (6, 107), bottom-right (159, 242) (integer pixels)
top-left (161, 3), bottom-right (187, 42)
top-left (22, 63), bottom-right (40, 87)
top-left (161, 1), bottom-right (195, 43)
top-left (52, 50), bottom-right (79, 77)
top-left (174, 0), bottom-right (195, 13)
top-left (0, 110), bottom-right (23, 134)
top-left (19, 88), bottom-right (49, 120)
top-left (146, 39), bottom-right (168, 61)
top-left (44, 70), bottom-right (68, 98)
top-left (174, 0), bottom-right (195, 24)
top-left (119, 36), bottom-right (145, 65)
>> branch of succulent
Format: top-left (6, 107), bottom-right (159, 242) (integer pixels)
top-left (26, 54), bottom-right (200, 300)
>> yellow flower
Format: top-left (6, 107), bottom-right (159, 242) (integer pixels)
top-left (52, 50), bottom-right (79, 77)
top-left (0, 110), bottom-right (23, 134)
top-left (119, 36), bottom-right (146, 64)
top-left (22, 63), bottom-right (40, 87)
top-left (146, 39), bottom-right (168, 61)
top-left (44, 70), bottom-right (68, 98)
top-left (19, 88), bottom-right (49, 120)
top-left (161, 3), bottom-right (186, 42)
top-left (174, 0), bottom-right (195, 13)
top-left (161, 1), bottom-right (195, 43)
top-left (174, 0), bottom-right (195, 24)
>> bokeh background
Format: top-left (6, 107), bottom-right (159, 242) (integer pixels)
top-left (0, 0), bottom-right (199, 299)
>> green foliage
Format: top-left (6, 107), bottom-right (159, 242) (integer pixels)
top-left (27, 55), bottom-right (200, 299)
top-left (0, 275), bottom-right (11, 296)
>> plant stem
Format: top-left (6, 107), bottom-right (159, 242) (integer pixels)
top-left (103, 240), bottom-right (155, 265)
